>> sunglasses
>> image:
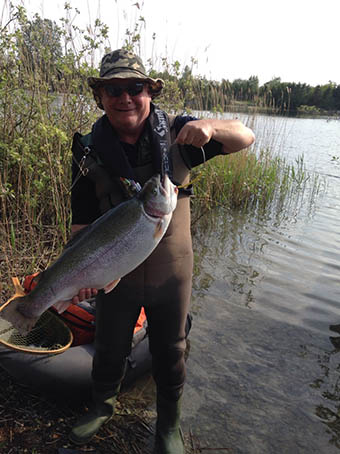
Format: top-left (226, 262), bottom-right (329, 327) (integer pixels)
top-left (103, 82), bottom-right (145, 98)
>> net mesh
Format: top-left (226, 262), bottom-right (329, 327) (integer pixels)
top-left (0, 310), bottom-right (72, 353)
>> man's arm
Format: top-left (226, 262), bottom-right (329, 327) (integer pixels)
top-left (175, 118), bottom-right (255, 154)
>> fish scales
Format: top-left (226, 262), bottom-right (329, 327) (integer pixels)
top-left (30, 201), bottom-right (145, 309)
top-left (1, 174), bottom-right (178, 335)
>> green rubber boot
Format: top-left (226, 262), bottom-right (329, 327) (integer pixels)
top-left (69, 384), bottom-right (120, 445)
top-left (154, 394), bottom-right (185, 454)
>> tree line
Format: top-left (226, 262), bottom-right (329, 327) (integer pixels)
top-left (152, 68), bottom-right (340, 115)
top-left (1, 7), bottom-right (339, 116)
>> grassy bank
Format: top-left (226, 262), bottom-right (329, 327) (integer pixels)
top-left (0, 5), bottom-right (323, 454)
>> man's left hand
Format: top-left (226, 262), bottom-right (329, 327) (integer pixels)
top-left (175, 120), bottom-right (214, 148)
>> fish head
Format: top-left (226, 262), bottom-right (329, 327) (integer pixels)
top-left (139, 173), bottom-right (178, 219)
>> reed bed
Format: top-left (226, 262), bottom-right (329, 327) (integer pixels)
top-left (0, 4), bottom-right (325, 453)
top-left (192, 147), bottom-right (321, 217)
top-left (0, 2), bottom-right (323, 307)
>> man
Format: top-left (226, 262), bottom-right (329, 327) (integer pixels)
top-left (69, 49), bottom-right (255, 453)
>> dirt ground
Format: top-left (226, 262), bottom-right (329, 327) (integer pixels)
top-left (0, 367), bottom-right (205, 454)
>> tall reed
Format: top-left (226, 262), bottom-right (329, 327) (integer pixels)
top-left (191, 147), bottom-right (322, 222)
top-left (0, 4), bottom-right (101, 296)
top-left (0, 3), bottom-right (322, 300)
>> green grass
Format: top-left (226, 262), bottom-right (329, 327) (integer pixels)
top-left (0, 3), bottom-right (323, 307)
top-left (191, 147), bottom-right (321, 216)
top-left (0, 5), bottom-right (326, 454)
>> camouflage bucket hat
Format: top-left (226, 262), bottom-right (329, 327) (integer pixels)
top-left (88, 49), bottom-right (164, 98)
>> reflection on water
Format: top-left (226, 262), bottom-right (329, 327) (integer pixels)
top-left (183, 116), bottom-right (340, 452)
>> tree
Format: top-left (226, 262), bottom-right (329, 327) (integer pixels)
top-left (247, 75), bottom-right (259, 101)
top-left (19, 14), bottom-right (62, 86)
top-left (333, 85), bottom-right (340, 110)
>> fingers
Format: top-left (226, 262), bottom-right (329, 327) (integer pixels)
top-left (71, 288), bottom-right (98, 305)
top-left (175, 120), bottom-right (213, 148)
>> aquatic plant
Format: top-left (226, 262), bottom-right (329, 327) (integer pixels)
top-left (0, 3), bottom-right (322, 298)
top-left (191, 147), bottom-right (322, 220)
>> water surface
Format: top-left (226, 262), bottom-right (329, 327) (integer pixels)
top-left (181, 116), bottom-right (340, 453)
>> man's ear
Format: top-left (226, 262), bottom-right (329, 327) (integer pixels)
top-left (92, 87), bottom-right (104, 110)
top-left (147, 83), bottom-right (158, 99)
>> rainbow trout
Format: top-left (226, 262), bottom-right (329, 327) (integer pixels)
top-left (1, 174), bottom-right (178, 335)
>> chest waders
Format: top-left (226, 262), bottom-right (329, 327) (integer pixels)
top-left (70, 115), bottom-right (192, 453)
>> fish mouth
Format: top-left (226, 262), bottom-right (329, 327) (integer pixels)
top-left (143, 205), bottom-right (165, 221)
top-left (142, 174), bottom-right (178, 220)
top-left (144, 210), bottom-right (164, 220)
top-left (143, 174), bottom-right (169, 219)
top-left (161, 173), bottom-right (178, 198)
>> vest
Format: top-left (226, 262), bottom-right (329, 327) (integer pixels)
top-left (72, 114), bottom-right (192, 214)
top-left (71, 111), bottom-right (194, 301)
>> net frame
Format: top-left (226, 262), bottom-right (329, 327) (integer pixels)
top-left (0, 278), bottom-right (73, 355)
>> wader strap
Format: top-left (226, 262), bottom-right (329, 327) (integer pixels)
top-left (71, 108), bottom-right (193, 214)
top-left (149, 105), bottom-right (173, 179)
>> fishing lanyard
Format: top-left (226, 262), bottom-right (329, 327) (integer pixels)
top-left (177, 146), bottom-right (206, 189)
top-left (72, 141), bottom-right (207, 192)
top-left (70, 146), bottom-right (91, 192)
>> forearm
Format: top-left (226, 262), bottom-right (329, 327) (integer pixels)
top-left (175, 118), bottom-right (255, 154)
top-left (207, 119), bottom-right (255, 154)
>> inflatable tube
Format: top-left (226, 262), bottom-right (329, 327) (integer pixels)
top-left (0, 314), bottom-right (192, 400)
top-left (0, 336), bottom-right (151, 400)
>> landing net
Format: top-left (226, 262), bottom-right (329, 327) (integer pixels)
top-left (0, 279), bottom-right (73, 354)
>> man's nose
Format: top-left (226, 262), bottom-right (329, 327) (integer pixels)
top-left (118, 90), bottom-right (132, 101)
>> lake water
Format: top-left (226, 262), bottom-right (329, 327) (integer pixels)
top-left (181, 115), bottom-right (340, 453)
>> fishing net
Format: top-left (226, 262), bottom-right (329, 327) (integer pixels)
top-left (0, 278), bottom-right (73, 354)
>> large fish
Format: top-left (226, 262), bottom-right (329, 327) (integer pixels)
top-left (1, 174), bottom-right (178, 335)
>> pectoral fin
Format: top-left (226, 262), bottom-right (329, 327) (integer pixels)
top-left (104, 278), bottom-right (121, 294)
top-left (53, 300), bottom-right (72, 314)
top-left (153, 219), bottom-right (164, 240)
top-left (11, 277), bottom-right (26, 298)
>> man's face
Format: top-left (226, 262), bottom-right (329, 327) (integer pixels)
top-left (99, 79), bottom-right (152, 141)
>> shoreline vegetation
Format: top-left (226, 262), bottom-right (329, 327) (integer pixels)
top-left (0, 3), bottom-right (328, 453)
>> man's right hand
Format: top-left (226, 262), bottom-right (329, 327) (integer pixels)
top-left (71, 288), bottom-right (98, 304)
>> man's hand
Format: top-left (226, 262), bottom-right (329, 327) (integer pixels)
top-left (175, 118), bottom-right (255, 154)
top-left (71, 288), bottom-right (98, 304)
top-left (175, 120), bottom-right (214, 148)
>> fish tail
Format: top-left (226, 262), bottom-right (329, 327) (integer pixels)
top-left (1, 295), bottom-right (39, 336)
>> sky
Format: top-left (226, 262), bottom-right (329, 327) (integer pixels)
top-left (2, 0), bottom-right (340, 87)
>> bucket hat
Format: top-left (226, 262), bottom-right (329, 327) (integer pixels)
top-left (88, 49), bottom-right (164, 98)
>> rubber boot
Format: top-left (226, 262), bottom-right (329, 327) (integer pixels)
top-left (69, 384), bottom-right (120, 445)
top-left (154, 394), bottom-right (185, 454)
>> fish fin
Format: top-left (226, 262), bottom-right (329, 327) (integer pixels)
top-left (104, 278), bottom-right (121, 294)
top-left (53, 300), bottom-right (72, 314)
top-left (11, 277), bottom-right (26, 298)
top-left (0, 297), bottom-right (39, 336)
top-left (153, 219), bottom-right (164, 240)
